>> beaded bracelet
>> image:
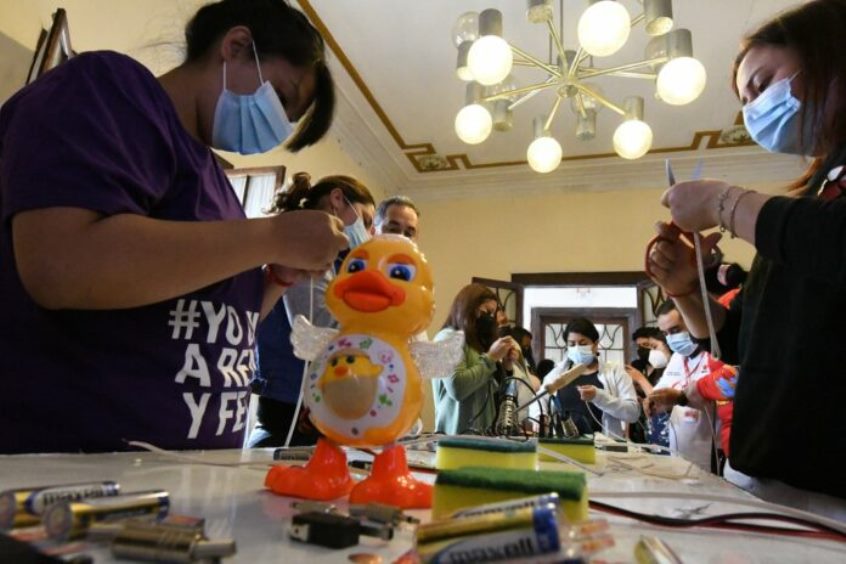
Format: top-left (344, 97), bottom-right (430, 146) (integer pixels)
top-left (716, 185), bottom-right (735, 233)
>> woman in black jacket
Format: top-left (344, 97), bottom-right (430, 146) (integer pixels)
top-left (647, 0), bottom-right (846, 519)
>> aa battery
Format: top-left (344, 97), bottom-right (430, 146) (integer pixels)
top-left (416, 504), bottom-right (560, 563)
top-left (110, 520), bottom-right (236, 563)
top-left (0, 481), bottom-right (120, 530)
top-left (43, 490), bottom-right (169, 541)
top-left (448, 493), bottom-right (560, 520)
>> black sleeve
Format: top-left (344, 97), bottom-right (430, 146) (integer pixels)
top-left (756, 195), bottom-right (846, 285)
top-left (714, 290), bottom-right (742, 365)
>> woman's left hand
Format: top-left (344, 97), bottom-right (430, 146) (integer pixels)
top-left (577, 385), bottom-right (597, 402)
top-left (662, 179), bottom-right (737, 232)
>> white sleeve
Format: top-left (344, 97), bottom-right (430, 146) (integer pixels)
top-left (591, 364), bottom-right (640, 423)
top-left (653, 353), bottom-right (683, 390)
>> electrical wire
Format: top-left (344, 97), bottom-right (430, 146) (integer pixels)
top-left (590, 500), bottom-right (846, 542)
top-left (283, 277), bottom-right (315, 448)
top-left (589, 491), bottom-right (846, 537)
top-left (693, 232), bottom-right (722, 360)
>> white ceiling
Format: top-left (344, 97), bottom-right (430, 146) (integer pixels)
top-left (300, 0), bottom-right (808, 198)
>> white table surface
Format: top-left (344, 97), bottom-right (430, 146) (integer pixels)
top-left (2, 446), bottom-right (845, 563)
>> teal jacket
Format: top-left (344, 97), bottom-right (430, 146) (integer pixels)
top-left (432, 328), bottom-right (498, 434)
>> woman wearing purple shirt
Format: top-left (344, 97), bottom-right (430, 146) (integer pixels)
top-left (0, 0), bottom-right (347, 452)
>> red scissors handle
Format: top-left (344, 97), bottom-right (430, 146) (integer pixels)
top-left (644, 222), bottom-right (698, 295)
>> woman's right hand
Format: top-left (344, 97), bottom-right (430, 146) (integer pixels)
top-left (488, 337), bottom-right (515, 363)
top-left (646, 221), bottom-right (721, 296)
top-left (272, 210), bottom-right (348, 271)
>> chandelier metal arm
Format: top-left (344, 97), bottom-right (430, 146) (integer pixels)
top-left (545, 19), bottom-right (567, 67)
top-left (544, 96), bottom-right (563, 131)
top-left (573, 82), bottom-right (625, 116)
top-left (508, 76), bottom-right (557, 110)
top-left (577, 57), bottom-right (667, 80)
top-left (509, 43), bottom-right (562, 77)
top-left (569, 47), bottom-right (586, 79)
top-left (482, 79), bottom-right (558, 102)
top-left (605, 70), bottom-right (657, 80)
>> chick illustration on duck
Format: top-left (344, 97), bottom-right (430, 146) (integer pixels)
top-left (264, 234), bottom-right (463, 508)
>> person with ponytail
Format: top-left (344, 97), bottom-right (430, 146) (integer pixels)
top-left (248, 173), bottom-right (375, 447)
top-left (646, 0), bottom-right (846, 516)
top-left (0, 0), bottom-right (346, 453)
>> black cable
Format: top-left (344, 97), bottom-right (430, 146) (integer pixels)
top-left (589, 500), bottom-right (846, 542)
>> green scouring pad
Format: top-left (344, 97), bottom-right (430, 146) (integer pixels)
top-left (538, 436), bottom-right (596, 464)
top-left (435, 437), bottom-right (537, 471)
top-left (433, 466), bottom-right (588, 522)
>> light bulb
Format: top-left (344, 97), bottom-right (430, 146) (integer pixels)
top-left (656, 56), bottom-right (707, 105)
top-left (613, 119), bottom-right (653, 159)
top-left (455, 104), bottom-right (492, 144)
top-left (577, 0), bottom-right (631, 57)
top-left (527, 136), bottom-right (562, 173)
top-left (467, 35), bottom-right (513, 86)
top-left (452, 12), bottom-right (479, 47)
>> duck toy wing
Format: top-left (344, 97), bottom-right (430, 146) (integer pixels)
top-left (410, 330), bottom-right (465, 379)
top-left (291, 314), bottom-right (339, 362)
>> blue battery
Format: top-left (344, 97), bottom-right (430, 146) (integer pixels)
top-left (417, 504), bottom-right (561, 563)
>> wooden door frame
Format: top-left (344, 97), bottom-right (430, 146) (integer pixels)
top-left (532, 306), bottom-right (640, 365)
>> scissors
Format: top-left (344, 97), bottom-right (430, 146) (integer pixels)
top-left (646, 159), bottom-right (722, 359)
top-left (644, 160), bottom-right (717, 281)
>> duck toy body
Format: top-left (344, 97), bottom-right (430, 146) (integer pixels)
top-left (265, 235), bottom-right (463, 508)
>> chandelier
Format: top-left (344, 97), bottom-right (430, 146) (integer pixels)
top-left (451, 0), bottom-right (707, 172)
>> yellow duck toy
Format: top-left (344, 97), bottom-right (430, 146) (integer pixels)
top-left (265, 235), bottom-right (463, 508)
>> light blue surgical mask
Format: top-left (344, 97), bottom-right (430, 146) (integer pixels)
top-left (343, 197), bottom-right (371, 249)
top-left (567, 345), bottom-right (595, 366)
top-left (666, 331), bottom-right (698, 357)
top-left (212, 43), bottom-right (293, 155)
top-left (742, 73), bottom-right (815, 155)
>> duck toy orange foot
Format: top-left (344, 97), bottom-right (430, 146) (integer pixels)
top-left (264, 235), bottom-right (463, 509)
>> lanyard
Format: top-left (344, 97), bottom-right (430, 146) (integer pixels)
top-left (682, 352), bottom-right (705, 386)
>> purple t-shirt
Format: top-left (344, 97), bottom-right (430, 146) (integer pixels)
top-left (0, 52), bottom-right (264, 453)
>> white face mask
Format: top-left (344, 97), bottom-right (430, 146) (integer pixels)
top-left (648, 349), bottom-right (668, 369)
top-left (567, 345), bottom-right (595, 366)
top-left (211, 43), bottom-right (293, 155)
top-left (666, 331), bottom-right (698, 357)
top-left (341, 197), bottom-right (371, 249)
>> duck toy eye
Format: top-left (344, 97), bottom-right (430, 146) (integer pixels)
top-left (387, 263), bottom-right (416, 282)
top-left (347, 258), bottom-right (366, 273)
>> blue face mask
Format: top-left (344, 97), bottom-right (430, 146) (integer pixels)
top-left (742, 73), bottom-right (816, 155)
top-left (212, 43), bottom-right (293, 155)
top-left (666, 331), bottom-right (698, 357)
top-left (567, 345), bottom-right (596, 366)
top-left (343, 197), bottom-right (371, 249)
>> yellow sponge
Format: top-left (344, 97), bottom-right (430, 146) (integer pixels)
top-left (433, 466), bottom-right (588, 522)
top-left (538, 436), bottom-right (596, 464)
top-left (435, 437), bottom-right (537, 471)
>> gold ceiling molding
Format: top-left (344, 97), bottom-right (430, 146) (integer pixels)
top-left (299, 1), bottom-right (754, 174)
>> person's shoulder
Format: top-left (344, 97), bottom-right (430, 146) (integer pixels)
top-left (53, 51), bottom-right (157, 88)
top-left (434, 328), bottom-right (457, 342)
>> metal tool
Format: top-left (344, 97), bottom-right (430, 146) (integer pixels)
top-left (645, 159), bottom-right (721, 359)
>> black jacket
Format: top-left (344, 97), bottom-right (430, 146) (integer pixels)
top-left (718, 183), bottom-right (846, 499)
